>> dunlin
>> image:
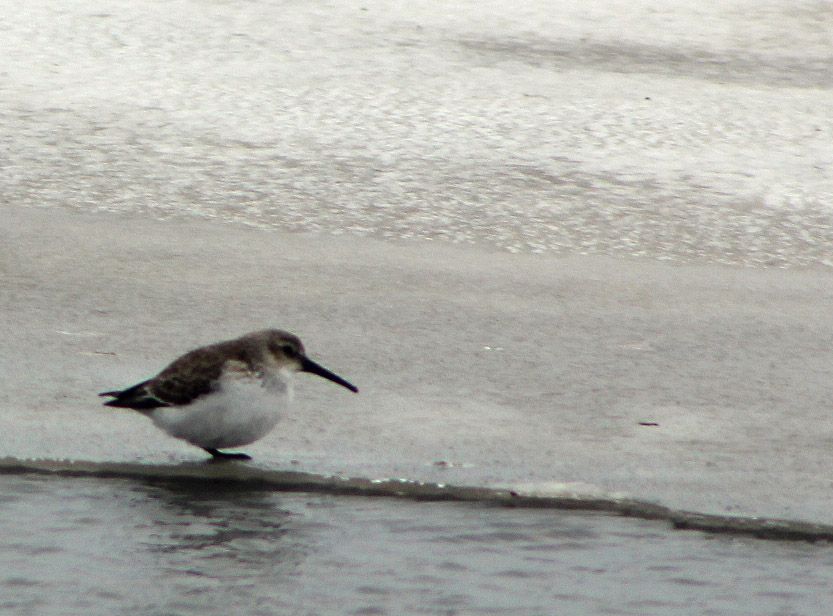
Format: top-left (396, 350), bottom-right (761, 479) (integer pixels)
top-left (100, 329), bottom-right (358, 460)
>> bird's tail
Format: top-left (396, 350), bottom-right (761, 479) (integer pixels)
top-left (99, 381), bottom-right (167, 410)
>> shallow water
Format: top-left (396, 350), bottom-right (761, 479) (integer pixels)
top-left (1, 474), bottom-right (831, 616)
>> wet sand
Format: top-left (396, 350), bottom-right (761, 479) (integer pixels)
top-left (3, 205), bottom-right (833, 525)
top-left (3, 1), bottom-right (833, 612)
top-left (3, 1), bottom-right (833, 267)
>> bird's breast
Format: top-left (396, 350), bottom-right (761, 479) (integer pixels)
top-left (150, 373), bottom-right (290, 449)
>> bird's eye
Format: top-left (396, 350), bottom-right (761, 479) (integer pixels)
top-left (280, 344), bottom-right (297, 358)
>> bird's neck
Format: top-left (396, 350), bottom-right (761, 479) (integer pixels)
top-left (262, 367), bottom-right (294, 398)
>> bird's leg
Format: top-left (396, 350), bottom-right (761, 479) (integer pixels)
top-left (203, 447), bottom-right (252, 461)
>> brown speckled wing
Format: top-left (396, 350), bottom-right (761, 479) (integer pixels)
top-left (148, 341), bottom-right (252, 406)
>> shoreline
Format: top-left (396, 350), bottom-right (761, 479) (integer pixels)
top-left (4, 456), bottom-right (833, 543)
top-left (3, 205), bottom-right (833, 524)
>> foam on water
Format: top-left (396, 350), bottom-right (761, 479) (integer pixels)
top-left (1, 1), bottom-right (832, 266)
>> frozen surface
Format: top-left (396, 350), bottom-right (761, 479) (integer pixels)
top-left (1, 0), bottom-right (832, 266)
top-left (3, 206), bottom-right (833, 524)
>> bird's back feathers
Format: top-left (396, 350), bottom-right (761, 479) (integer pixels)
top-left (100, 338), bottom-right (262, 410)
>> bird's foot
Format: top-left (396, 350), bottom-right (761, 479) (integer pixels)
top-left (204, 448), bottom-right (252, 461)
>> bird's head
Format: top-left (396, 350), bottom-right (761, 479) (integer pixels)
top-left (263, 330), bottom-right (358, 393)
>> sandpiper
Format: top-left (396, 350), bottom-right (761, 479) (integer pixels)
top-left (99, 329), bottom-right (358, 460)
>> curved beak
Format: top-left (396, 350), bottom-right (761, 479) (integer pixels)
top-left (301, 356), bottom-right (359, 393)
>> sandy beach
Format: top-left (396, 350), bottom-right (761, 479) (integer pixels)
top-left (4, 205), bottom-right (833, 524)
top-left (3, 2), bottom-right (833, 613)
top-left (2, 0), bottom-right (833, 522)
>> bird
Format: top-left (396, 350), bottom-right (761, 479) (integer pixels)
top-left (99, 329), bottom-right (358, 460)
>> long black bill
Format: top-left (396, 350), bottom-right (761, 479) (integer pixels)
top-left (301, 357), bottom-right (359, 393)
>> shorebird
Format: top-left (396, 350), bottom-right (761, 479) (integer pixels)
top-left (99, 329), bottom-right (358, 460)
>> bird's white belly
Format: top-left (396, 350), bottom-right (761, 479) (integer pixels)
top-left (150, 377), bottom-right (290, 449)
